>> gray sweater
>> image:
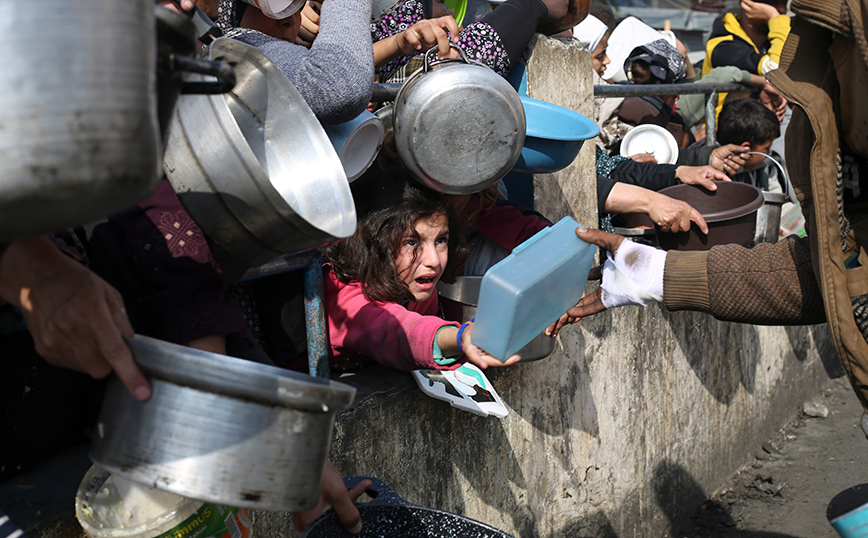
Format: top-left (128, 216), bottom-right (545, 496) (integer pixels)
top-left (218, 0), bottom-right (374, 125)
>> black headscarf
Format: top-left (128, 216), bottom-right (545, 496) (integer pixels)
top-left (624, 38), bottom-right (686, 84)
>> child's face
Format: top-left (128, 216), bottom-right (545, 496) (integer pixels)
top-left (395, 214), bottom-right (449, 302)
top-left (744, 140), bottom-right (773, 170)
top-left (592, 33), bottom-right (611, 77)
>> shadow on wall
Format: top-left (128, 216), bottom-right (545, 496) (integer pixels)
top-left (653, 460), bottom-right (801, 538)
top-left (662, 308), bottom-right (763, 405)
top-left (785, 324), bottom-right (843, 378)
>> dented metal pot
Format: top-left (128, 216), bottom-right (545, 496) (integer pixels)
top-left (89, 335), bottom-right (356, 511)
top-left (393, 45), bottom-right (525, 195)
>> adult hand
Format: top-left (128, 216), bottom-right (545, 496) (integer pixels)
top-left (741, 0), bottom-right (781, 22)
top-left (293, 461), bottom-right (371, 534)
top-left (630, 152), bottom-right (658, 164)
top-left (674, 164), bottom-right (730, 190)
top-left (646, 192), bottom-right (708, 234)
top-left (295, 1), bottom-right (322, 48)
top-left (710, 143), bottom-right (750, 176)
top-left (461, 322), bottom-right (520, 369)
top-left (758, 81), bottom-right (787, 121)
top-left (546, 227), bottom-right (625, 336)
top-left (0, 237), bottom-right (150, 400)
top-left (397, 16), bottom-right (460, 58)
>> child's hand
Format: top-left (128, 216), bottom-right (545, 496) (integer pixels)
top-left (295, 1), bottom-right (321, 48)
top-left (740, 0), bottom-right (781, 22)
top-left (711, 144), bottom-right (750, 175)
top-left (460, 322), bottom-right (520, 369)
top-left (758, 81), bottom-right (787, 121)
top-left (292, 461), bottom-right (371, 533)
top-left (397, 16), bottom-right (461, 58)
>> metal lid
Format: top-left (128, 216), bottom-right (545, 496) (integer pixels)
top-left (126, 335), bottom-right (355, 413)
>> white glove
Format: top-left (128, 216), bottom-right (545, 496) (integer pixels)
top-left (600, 240), bottom-right (666, 308)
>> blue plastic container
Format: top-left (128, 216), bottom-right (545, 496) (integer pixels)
top-left (512, 97), bottom-right (600, 174)
top-left (831, 500), bottom-right (868, 537)
top-left (471, 217), bottom-right (596, 360)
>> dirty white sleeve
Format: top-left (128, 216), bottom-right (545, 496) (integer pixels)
top-left (600, 240), bottom-right (666, 308)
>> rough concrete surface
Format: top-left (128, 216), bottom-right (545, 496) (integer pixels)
top-left (678, 374), bottom-right (868, 537)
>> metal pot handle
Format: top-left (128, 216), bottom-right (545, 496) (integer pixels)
top-left (744, 151), bottom-right (792, 203)
top-left (422, 43), bottom-right (485, 73)
top-left (172, 55), bottom-right (236, 95)
top-left (170, 0), bottom-right (223, 44)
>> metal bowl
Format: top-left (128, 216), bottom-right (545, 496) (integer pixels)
top-left (394, 46), bottom-right (525, 195)
top-left (89, 335), bottom-right (356, 511)
top-left (164, 38), bottom-right (356, 267)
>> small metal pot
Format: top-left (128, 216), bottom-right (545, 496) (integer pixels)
top-left (750, 152), bottom-right (792, 245)
top-left (437, 276), bottom-right (555, 362)
top-left (164, 38), bottom-right (356, 266)
top-left (393, 45), bottom-right (525, 195)
top-left (301, 477), bottom-right (514, 538)
top-left (90, 335), bottom-right (356, 511)
top-left (0, 0), bottom-right (161, 241)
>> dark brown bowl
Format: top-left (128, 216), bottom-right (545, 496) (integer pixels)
top-left (655, 181), bottom-right (765, 251)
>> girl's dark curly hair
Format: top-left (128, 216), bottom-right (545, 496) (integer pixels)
top-left (324, 169), bottom-right (468, 304)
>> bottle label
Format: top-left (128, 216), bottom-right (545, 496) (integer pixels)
top-left (155, 504), bottom-right (252, 538)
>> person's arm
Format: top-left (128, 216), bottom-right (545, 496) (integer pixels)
top-left (603, 183), bottom-right (708, 234)
top-left (326, 275), bottom-right (460, 370)
top-left (233, 0), bottom-right (375, 124)
top-left (664, 234), bottom-right (824, 324)
top-left (547, 228), bottom-right (825, 336)
top-left (0, 236), bottom-right (150, 400)
top-left (676, 66), bottom-right (746, 127)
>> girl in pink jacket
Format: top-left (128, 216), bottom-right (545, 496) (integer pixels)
top-left (323, 172), bottom-right (520, 372)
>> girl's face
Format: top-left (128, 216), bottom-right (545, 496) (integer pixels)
top-left (592, 33), bottom-right (611, 77)
top-left (395, 214), bottom-right (449, 302)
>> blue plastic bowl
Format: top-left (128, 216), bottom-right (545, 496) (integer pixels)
top-left (512, 97), bottom-right (600, 174)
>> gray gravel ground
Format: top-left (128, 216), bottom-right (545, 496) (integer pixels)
top-left (676, 375), bottom-right (868, 538)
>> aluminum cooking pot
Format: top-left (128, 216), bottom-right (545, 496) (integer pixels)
top-left (0, 0), bottom-right (161, 241)
top-left (164, 38), bottom-right (356, 266)
top-left (89, 335), bottom-right (356, 511)
top-left (394, 45), bottom-right (526, 195)
top-left (301, 477), bottom-right (514, 538)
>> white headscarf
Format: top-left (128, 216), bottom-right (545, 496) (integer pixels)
top-left (572, 15), bottom-right (607, 53)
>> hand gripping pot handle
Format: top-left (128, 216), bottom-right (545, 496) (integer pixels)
top-left (422, 42), bottom-right (484, 73)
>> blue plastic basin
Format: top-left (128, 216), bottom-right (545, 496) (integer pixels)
top-left (511, 97), bottom-right (600, 174)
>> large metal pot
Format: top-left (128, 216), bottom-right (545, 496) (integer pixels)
top-left (437, 276), bottom-right (556, 362)
top-left (89, 335), bottom-right (356, 511)
top-left (164, 38), bottom-right (356, 267)
top-left (394, 45), bottom-right (526, 195)
top-left (0, 0), bottom-right (161, 241)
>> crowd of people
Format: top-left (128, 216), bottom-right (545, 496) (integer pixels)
top-left (3, 0), bottom-right (867, 534)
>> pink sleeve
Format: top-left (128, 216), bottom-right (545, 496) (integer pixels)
top-left (470, 197), bottom-right (551, 251)
top-left (325, 273), bottom-right (461, 371)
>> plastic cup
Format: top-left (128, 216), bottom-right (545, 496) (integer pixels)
top-left (323, 110), bottom-right (385, 182)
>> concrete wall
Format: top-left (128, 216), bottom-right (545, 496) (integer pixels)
top-left (255, 36), bottom-right (839, 538)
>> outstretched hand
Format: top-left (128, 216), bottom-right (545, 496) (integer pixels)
top-left (710, 144), bottom-right (750, 176)
top-left (674, 165), bottom-right (730, 190)
top-left (0, 237), bottom-right (149, 400)
top-left (647, 191), bottom-right (708, 234)
top-left (397, 16), bottom-right (460, 58)
top-left (461, 322), bottom-right (521, 369)
top-left (546, 228), bottom-right (625, 337)
top-left (293, 461), bottom-right (371, 534)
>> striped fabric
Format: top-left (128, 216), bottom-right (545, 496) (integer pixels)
top-left (0, 511), bottom-right (27, 538)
